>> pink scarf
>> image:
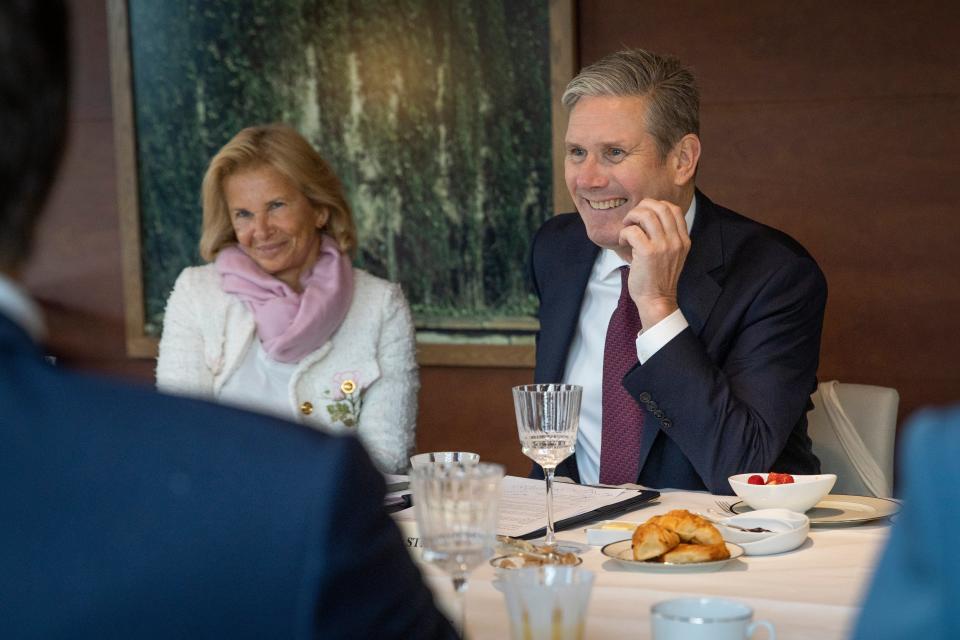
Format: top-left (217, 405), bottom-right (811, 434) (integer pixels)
top-left (215, 235), bottom-right (354, 363)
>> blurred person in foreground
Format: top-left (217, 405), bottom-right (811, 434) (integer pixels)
top-left (0, 2), bottom-right (455, 638)
top-left (853, 406), bottom-right (960, 640)
top-left (157, 124), bottom-right (417, 474)
top-left (531, 49), bottom-right (826, 493)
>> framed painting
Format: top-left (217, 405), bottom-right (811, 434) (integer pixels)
top-left (108, 0), bottom-right (576, 366)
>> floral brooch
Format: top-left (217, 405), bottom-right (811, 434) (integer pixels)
top-left (323, 370), bottom-right (363, 427)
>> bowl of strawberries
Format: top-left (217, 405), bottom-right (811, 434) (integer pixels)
top-left (728, 472), bottom-right (837, 513)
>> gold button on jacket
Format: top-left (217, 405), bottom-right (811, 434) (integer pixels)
top-left (299, 401), bottom-right (313, 416)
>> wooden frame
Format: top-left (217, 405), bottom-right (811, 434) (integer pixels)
top-left (108, 0), bottom-right (576, 366)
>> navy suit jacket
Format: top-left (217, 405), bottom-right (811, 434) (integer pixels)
top-left (853, 407), bottom-right (960, 640)
top-left (530, 191), bottom-right (825, 493)
top-left (0, 312), bottom-right (456, 639)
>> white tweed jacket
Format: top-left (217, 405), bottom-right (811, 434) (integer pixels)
top-left (156, 264), bottom-right (418, 474)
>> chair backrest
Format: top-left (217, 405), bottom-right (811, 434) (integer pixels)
top-left (806, 381), bottom-right (899, 497)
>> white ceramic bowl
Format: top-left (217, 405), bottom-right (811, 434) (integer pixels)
top-left (716, 509), bottom-right (811, 555)
top-left (728, 473), bottom-right (837, 513)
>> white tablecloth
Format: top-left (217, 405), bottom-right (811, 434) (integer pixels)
top-left (411, 489), bottom-right (891, 639)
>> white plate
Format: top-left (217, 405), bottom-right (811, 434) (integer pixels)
top-left (601, 540), bottom-right (743, 572)
top-left (729, 494), bottom-right (900, 525)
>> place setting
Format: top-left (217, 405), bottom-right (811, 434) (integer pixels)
top-left (721, 472), bottom-right (901, 526)
top-left (396, 382), bottom-right (902, 639)
top-left (599, 512), bottom-right (747, 573)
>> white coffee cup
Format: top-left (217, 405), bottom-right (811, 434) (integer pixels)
top-left (651, 597), bottom-right (775, 640)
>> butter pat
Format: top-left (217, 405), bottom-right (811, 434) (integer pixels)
top-left (585, 520), bottom-right (638, 546)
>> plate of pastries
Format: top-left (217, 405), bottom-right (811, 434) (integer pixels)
top-left (601, 509), bottom-right (743, 572)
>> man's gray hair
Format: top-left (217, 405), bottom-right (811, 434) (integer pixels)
top-left (562, 49), bottom-right (699, 160)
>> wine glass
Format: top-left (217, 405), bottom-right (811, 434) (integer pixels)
top-left (410, 461), bottom-right (503, 636)
top-left (512, 383), bottom-right (582, 549)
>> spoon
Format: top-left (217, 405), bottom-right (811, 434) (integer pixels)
top-left (700, 511), bottom-right (772, 533)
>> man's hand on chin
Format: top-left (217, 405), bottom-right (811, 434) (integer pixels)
top-left (616, 198), bottom-right (690, 329)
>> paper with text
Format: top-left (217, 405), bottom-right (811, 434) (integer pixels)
top-left (390, 475), bottom-right (643, 538)
top-left (496, 476), bottom-right (632, 538)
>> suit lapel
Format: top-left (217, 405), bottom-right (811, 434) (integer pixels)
top-left (678, 190), bottom-right (724, 336)
top-left (635, 191), bottom-right (725, 475)
top-left (534, 217), bottom-right (599, 383)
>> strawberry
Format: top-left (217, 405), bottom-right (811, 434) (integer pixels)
top-left (747, 474), bottom-right (765, 485)
top-left (766, 472), bottom-right (795, 485)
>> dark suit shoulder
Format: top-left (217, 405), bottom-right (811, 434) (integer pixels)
top-left (695, 194), bottom-right (825, 299)
top-left (531, 212), bottom-right (589, 259)
top-left (535, 211), bottom-right (584, 236)
top-left (29, 363), bottom-right (355, 490)
top-left (701, 196), bottom-right (819, 264)
top-left (2, 355), bottom-right (458, 639)
top-left (531, 212), bottom-right (596, 263)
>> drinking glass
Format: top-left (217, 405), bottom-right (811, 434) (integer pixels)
top-left (512, 383), bottom-right (582, 548)
top-left (501, 565), bottom-right (595, 640)
top-left (410, 461), bottom-right (504, 636)
top-left (409, 451), bottom-right (480, 469)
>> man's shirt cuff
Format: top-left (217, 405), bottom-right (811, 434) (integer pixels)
top-left (635, 308), bottom-right (688, 364)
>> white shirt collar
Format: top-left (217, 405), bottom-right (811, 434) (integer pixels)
top-left (0, 272), bottom-right (46, 341)
top-left (597, 195), bottom-right (698, 278)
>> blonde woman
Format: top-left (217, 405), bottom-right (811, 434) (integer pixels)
top-left (157, 124), bottom-right (417, 473)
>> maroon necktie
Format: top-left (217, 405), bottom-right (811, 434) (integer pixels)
top-left (599, 266), bottom-right (644, 485)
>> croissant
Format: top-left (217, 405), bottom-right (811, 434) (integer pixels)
top-left (647, 509), bottom-right (725, 545)
top-left (631, 522), bottom-right (680, 561)
top-left (631, 509), bottom-right (730, 564)
top-left (658, 542), bottom-right (731, 564)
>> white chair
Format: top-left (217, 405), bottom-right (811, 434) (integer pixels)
top-left (806, 381), bottom-right (899, 497)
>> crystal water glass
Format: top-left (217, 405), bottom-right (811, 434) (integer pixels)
top-left (512, 383), bottom-right (582, 547)
top-left (409, 451), bottom-right (480, 470)
top-left (410, 461), bottom-right (504, 636)
top-left (501, 565), bottom-right (595, 640)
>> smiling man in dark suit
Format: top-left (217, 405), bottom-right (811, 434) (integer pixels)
top-left (531, 49), bottom-right (826, 494)
top-left (0, 2), bottom-right (455, 638)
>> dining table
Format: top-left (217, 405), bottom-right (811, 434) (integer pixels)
top-left (400, 487), bottom-right (894, 639)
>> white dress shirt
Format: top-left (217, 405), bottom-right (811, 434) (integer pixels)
top-left (0, 273), bottom-right (45, 341)
top-left (562, 198), bottom-right (697, 485)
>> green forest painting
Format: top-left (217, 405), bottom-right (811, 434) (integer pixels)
top-left (127, 0), bottom-right (552, 344)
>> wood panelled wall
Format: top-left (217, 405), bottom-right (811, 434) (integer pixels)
top-left (23, 0), bottom-right (959, 479)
